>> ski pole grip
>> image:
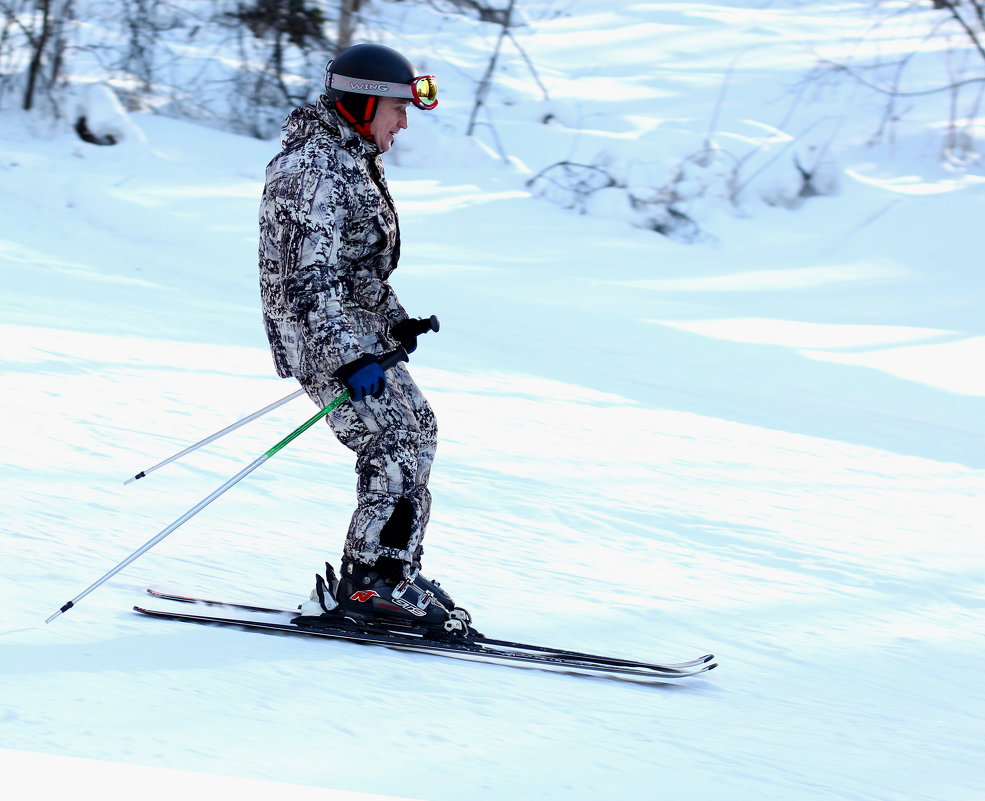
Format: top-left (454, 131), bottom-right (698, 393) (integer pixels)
top-left (407, 315), bottom-right (439, 337)
top-left (378, 346), bottom-right (409, 371)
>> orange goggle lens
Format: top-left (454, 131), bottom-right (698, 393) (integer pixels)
top-left (412, 76), bottom-right (438, 109)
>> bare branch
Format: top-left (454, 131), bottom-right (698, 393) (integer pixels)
top-left (506, 28), bottom-right (548, 101)
top-left (817, 56), bottom-right (985, 96)
top-left (466, 0), bottom-right (516, 137)
top-left (937, 1), bottom-right (985, 63)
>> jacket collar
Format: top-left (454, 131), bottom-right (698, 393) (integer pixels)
top-left (281, 97), bottom-right (380, 158)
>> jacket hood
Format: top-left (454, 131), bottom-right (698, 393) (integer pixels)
top-left (280, 97), bottom-right (378, 155)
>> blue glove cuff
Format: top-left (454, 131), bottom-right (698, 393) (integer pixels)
top-left (335, 355), bottom-right (386, 401)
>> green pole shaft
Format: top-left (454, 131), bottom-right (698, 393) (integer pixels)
top-left (265, 391), bottom-right (349, 457)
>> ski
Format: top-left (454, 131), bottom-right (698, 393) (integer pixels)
top-left (144, 587), bottom-right (717, 674)
top-left (133, 605), bottom-right (715, 682)
top-left (147, 586), bottom-right (284, 615)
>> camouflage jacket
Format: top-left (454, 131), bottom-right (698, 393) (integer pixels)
top-left (258, 98), bottom-right (407, 381)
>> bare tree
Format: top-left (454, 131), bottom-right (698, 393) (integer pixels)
top-left (425, 0), bottom-right (511, 24)
top-left (813, 2), bottom-right (985, 157)
top-left (0, 0), bottom-right (74, 111)
top-left (118, 0), bottom-right (165, 94)
top-left (336, 0), bottom-right (365, 52)
top-left (465, 0), bottom-right (548, 141)
top-left (933, 1), bottom-right (985, 62)
top-left (0, 0), bottom-right (546, 143)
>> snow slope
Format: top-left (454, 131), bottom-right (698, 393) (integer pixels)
top-left (2, 2), bottom-right (984, 800)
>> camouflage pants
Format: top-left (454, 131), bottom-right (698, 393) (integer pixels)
top-left (300, 363), bottom-right (437, 575)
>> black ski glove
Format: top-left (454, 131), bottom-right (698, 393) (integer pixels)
top-left (390, 315), bottom-right (440, 354)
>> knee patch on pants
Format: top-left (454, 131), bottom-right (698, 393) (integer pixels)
top-left (379, 496), bottom-right (414, 551)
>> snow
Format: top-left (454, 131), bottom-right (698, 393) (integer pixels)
top-left (0, 748), bottom-right (413, 801)
top-left (2, 2), bottom-right (984, 800)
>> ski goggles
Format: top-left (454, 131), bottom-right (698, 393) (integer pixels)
top-left (328, 72), bottom-right (439, 110)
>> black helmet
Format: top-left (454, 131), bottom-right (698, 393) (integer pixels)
top-left (327, 44), bottom-right (416, 94)
top-left (325, 43), bottom-right (438, 137)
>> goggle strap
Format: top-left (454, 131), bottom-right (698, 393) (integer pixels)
top-left (329, 72), bottom-right (415, 99)
top-left (329, 72), bottom-right (437, 110)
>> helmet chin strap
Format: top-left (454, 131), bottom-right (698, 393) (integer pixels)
top-left (335, 95), bottom-right (378, 142)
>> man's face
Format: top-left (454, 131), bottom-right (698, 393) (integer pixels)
top-left (371, 97), bottom-right (410, 152)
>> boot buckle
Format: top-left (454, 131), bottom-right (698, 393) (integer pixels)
top-left (391, 579), bottom-right (435, 616)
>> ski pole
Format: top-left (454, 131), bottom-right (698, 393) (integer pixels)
top-left (122, 317), bottom-right (438, 484)
top-left (124, 388), bottom-right (306, 485)
top-left (46, 347), bottom-right (408, 624)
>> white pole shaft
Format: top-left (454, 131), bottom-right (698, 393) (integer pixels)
top-left (124, 389), bottom-right (304, 484)
top-left (47, 453), bottom-right (271, 623)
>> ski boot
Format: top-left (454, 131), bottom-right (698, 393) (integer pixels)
top-left (296, 559), bottom-right (475, 635)
top-left (334, 559), bottom-right (470, 635)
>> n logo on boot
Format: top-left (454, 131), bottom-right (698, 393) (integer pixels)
top-left (349, 590), bottom-right (380, 603)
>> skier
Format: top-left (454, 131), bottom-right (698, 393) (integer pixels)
top-left (258, 43), bottom-right (467, 633)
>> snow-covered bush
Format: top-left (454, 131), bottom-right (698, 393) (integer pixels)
top-left (526, 136), bottom-right (843, 244)
top-left (69, 81), bottom-right (146, 145)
